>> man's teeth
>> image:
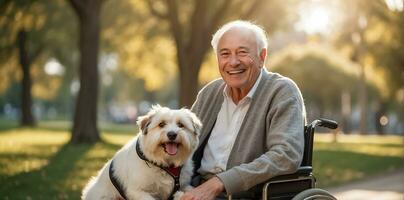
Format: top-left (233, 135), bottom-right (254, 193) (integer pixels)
top-left (228, 70), bottom-right (244, 74)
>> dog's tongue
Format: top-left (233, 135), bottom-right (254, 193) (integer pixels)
top-left (165, 143), bottom-right (178, 155)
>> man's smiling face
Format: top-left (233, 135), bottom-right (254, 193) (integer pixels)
top-left (217, 28), bottom-right (266, 95)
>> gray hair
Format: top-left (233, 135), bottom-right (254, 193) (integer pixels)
top-left (211, 20), bottom-right (268, 54)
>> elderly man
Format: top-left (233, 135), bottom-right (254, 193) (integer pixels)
top-left (182, 20), bottom-right (306, 200)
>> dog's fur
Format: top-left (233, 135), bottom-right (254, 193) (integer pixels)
top-left (82, 105), bottom-right (201, 200)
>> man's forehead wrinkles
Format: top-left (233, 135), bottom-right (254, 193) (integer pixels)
top-left (218, 46), bottom-right (250, 52)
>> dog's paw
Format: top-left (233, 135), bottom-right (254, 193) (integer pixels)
top-left (173, 191), bottom-right (184, 200)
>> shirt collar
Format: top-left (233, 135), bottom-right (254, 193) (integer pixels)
top-left (223, 68), bottom-right (263, 101)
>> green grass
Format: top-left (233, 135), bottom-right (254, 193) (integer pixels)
top-left (0, 118), bottom-right (18, 131)
top-left (0, 124), bottom-right (403, 199)
top-left (313, 134), bottom-right (404, 187)
top-left (0, 125), bottom-right (134, 200)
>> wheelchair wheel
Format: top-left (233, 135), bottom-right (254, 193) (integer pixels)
top-left (291, 188), bottom-right (337, 200)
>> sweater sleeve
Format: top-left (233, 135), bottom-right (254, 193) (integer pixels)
top-left (216, 92), bottom-right (305, 194)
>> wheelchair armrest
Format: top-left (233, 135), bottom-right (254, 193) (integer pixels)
top-left (295, 166), bottom-right (313, 175)
top-left (268, 166), bottom-right (312, 182)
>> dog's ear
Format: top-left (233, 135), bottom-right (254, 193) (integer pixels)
top-left (191, 115), bottom-right (202, 136)
top-left (137, 115), bottom-right (151, 135)
top-left (182, 109), bottom-right (202, 136)
top-left (137, 104), bottom-right (163, 135)
top-left (137, 115), bottom-right (153, 135)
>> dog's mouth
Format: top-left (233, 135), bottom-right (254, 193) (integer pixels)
top-left (162, 142), bottom-right (179, 156)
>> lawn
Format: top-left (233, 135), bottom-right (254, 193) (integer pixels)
top-left (0, 123), bottom-right (403, 199)
top-left (313, 134), bottom-right (404, 187)
top-left (0, 122), bottom-right (135, 200)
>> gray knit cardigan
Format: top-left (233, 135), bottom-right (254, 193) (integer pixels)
top-left (191, 69), bottom-right (306, 196)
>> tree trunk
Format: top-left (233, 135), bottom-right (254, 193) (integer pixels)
top-left (350, 29), bottom-right (367, 135)
top-left (178, 63), bottom-right (200, 108)
top-left (70, 0), bottom-right (102, 143)
top-left (359, 64), bottom-right (368, 134)
top-left (17, 29), bottom-right (35, 127)
top-left (340, 91), bottom-right (351, 134)
top-left (176, 34), bottom-right (211, 107)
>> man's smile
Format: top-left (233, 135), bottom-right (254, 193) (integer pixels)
top-left (227, 69), bottom-right (246, 75)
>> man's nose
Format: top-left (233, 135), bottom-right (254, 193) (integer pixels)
top-left (229, 54), bottom-right (240, 67)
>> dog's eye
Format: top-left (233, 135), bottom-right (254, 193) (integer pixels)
top-left (158, 122), bottom-right (166, 128)
top-left (177, 122), bottom-right (184, 128)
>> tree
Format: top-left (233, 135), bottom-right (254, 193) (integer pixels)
top-left (271, 44), bottom-right (358, 116)
top-left (0, 1), bottom-right (45, 126)
top-left (367, 0), bottom-right (404, 94)
top-left (335, 0), bottom-right (404, 134)
top-left (1, 0), bottom-right (81, 125)
top-left (69, 0), bottom-right (104, 143)
top-left (369, 0), bottom-right (404, 134)
top-left (17, 29), bottom-right (42, 126)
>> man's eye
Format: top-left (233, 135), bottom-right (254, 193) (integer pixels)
top-left (158, 122), bottom-right (166, 128)
top-left (238, 51), bottom-right (248, 56)
top-left (220, 52), bottom-right (230, 57)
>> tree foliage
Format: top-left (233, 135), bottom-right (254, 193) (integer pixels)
top-left (0, 0), bottom-right (76, 100)
top-left (271, 44), bottom-right (358, 112)
top-left (334, 0), bottom-right (403, 99)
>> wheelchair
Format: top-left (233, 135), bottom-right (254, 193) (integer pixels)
top-left (228, 118), bottom-right (339, 200)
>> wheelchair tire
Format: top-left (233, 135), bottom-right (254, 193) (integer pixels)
top-left (291, 188), bottom-right (337, 200)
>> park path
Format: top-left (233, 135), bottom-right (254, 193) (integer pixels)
top-left (327, 169), bottom-right (404, 200)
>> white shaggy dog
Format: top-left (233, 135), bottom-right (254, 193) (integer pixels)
top-left (82, 105), bottom-right (201, 200)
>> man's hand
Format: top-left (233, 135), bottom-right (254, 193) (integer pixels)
top-left (180, 176), bottom-right (225, 200)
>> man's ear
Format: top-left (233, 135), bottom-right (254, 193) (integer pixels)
top-left (260, 48), bottom-right (267, 65)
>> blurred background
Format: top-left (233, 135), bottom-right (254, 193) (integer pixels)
top-left (1, 0), bottom-right (404, 138)
top-left (0, 0), bottom-right (403, 198)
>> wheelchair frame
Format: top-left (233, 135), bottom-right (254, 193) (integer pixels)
top-left (228, 118), bottom-right (338, 200)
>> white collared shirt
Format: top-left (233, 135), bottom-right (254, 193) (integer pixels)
top-left (198, 70), bottom-right (263, 174)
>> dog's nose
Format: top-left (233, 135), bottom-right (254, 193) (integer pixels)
top-left (167, 131), bottom-right (177, 140)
